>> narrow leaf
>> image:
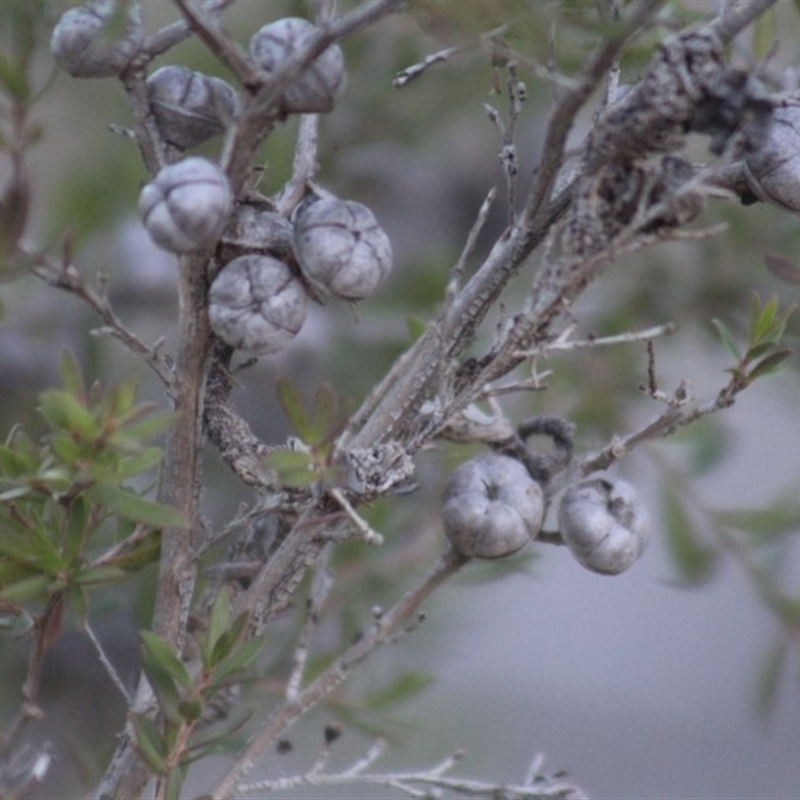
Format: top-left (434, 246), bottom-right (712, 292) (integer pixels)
top-left (747, 349), bottom-right (792, 381)
top-left (91, 485), bottom-right (186, 528)
top-left (210, 611), bottom-right (249, 668)
top-left (203, 587), bottom-right (231, 668)
top-left (276, 377), bottom-right (311, 440)
top-left (711, 318), bottom-right (741, 362)
top-left (661, 488), bottom-right (717, 586)
top-left (363, 671), bottom-right (433, 709)
top-left (208, 637), bottom-right (264, 689)
top-left (59, 350), bottom-right (86, 400)
top-left (308, 383), bottom-right (338, 446)
top-left (141, 631), bottom-right (192, 690)
top-left (130, 714), bottom-right (169, 775)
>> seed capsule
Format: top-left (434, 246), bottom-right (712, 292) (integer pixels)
top-left (51, 0), bottom-right (144, 78)
top-left (209, 255), bottom-right (307, 354)
top-left (441, 453), bottom-right (544, 559)
top-left (558, 479), bottom-right (648, 575)
top-left (249, 17), bottom-right (346, 114)
top-left (744, 103), bottom-right (800, 212)
top-left (294, 197), bottom-right (392, 300)
top-left (139, 157), bottom-right (232, 254)
top-left (146, 66), bottom-right (238, 149)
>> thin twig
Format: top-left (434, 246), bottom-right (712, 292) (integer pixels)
top-left (26, 252), bottom-right (173, 387)
top-left (84, 622), bottom-right (132, 704)
top-left (524, 0), bottom-right (667, 222)
top-left (211, 547), bottom-right (470, 799)
top-left (515, 323), bottom-right (677, 357)
top-left (239, 743), bottom-right (585, 799)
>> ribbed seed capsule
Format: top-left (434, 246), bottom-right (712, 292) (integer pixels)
top-left (294, 198), bottom-right (392, 300)
top-left (146, 66), bottom-right (238, 149)
top-left (209, 255), bottom-right (307, 354)
top-left (139, 157), bottom-right (232, 254)
top-left (441, 453), bottom-right (544, 559)
top-left (744, 103), bottom-right (800, 212)
top-left (249, 17), bottom-right (346, 114)
top-left (558, 479), bottom-right (648, 575)
top-left (51, 0), bottom-right (144, 78)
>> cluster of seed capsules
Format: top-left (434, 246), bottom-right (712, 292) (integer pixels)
top-left (51, 4), bottom-right (393, 355)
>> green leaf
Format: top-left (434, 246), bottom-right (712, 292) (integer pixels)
top-left (210, 611), bottom-right (249, 668)
top-left (107, 530), bottom-right (162, 573)
top-left (38, 389), bottom-right (97, 441)
top-left (130, 714), bottom-right (169, 776)
top-left (115, 447), bottom-right (164, 480)
top-left (661, 488), bottom-right (717, 586)
top-left (141, 631), bottom-right (192, 691)
top-left (59, 350), bottom-right (86, 401)
top-left (177, 700), bottom-right (203, 722)
top-left (117, 410), bottom-right (178, 444)
top-left (362, 670), bottom-right (433, 709)
top-left (90, 485), bottom-right (186, 528)
top-left (0, 574), bottom-right (50, 603)
top-left (262, 449), bottom-right (317, 487)
top-left (0, 524), bottom-right (64, 574)
top-left (308, 383), bottom-right (339, 446)
top-left (276, 377), bottom-right (311, 441)
top-left (203, 588), bottom-right (232, 668)
top-left (749, 294), bottom-right (778, 342)
top-left (208, 637), bottom-right (264, 689)
top-left (747, 349), bottom-right (792, 382)
top-left (714, 496), bottom-right (800, 542)
top-left (710, 318), bottom-right (741, 362)
top-left (75, 565), bottom-right (125, 588)
top-left (406, 314), bottom-right (427, 342)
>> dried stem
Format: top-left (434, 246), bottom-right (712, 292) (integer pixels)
top-left (211, 547), bottom-right (469, 799)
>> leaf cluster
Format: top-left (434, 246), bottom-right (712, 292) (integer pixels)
top-left (712, 293), bottom-right (795, 390)
top-left (0, 352), bottom-right (177, 619)
top-left (132, 589), bottom-right (264, 796)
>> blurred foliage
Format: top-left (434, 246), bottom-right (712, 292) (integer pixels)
top-left (0, 351), bottom-right (174, 621)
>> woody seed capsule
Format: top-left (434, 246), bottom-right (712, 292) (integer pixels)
top-left (51, 0), bottom-right (144, 78)
top-left (139, 157), bottom-right (232, 254)
top-left (558, 478), bottom-right (648, 575)
top-left (146, 66), bottom-right (238, 149)
top-left (209, 255), bottom-right (308, 354)
top-left (744, 103), bottom-right (800, 212)
top-left (294, 197), bottom-right (392, 300)
top-left (249, 17), bottom-right (346, 114)
top-left (441, 453), bottom-right (544, 559)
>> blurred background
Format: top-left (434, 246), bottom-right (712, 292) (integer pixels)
top-left (1, 1), bottom-right (800, 797)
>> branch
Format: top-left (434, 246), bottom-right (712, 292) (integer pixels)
top-left (240, 742), bottom-right (586, 799)
top-left (211, 547), bottom-right (469, 799)
top-left (26, 250), bottom-right (173, 387)
top-left (524, 0), bottom-right (667, 222)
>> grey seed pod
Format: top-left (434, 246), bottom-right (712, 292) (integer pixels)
top-left (294, 197), bottom-right (392, 300)
top-left (209, 255), bottom-right (307, 354)
top-left (558, 479), bottom-right (648, 575)
top-left (744, 103), bottom-right (800, 212)
top-left (146, 66), bottom-right (238, 149)
top-left (139, 157), bottom-right (232, 253)
top-left (441, 453), bottom-right (544, 559)
top-left (51, 0), bottom-right (144, 78)
top-left (249, 17), bottom-right (346, 114)
top-left (218, 202), bottom-right (295, 264)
